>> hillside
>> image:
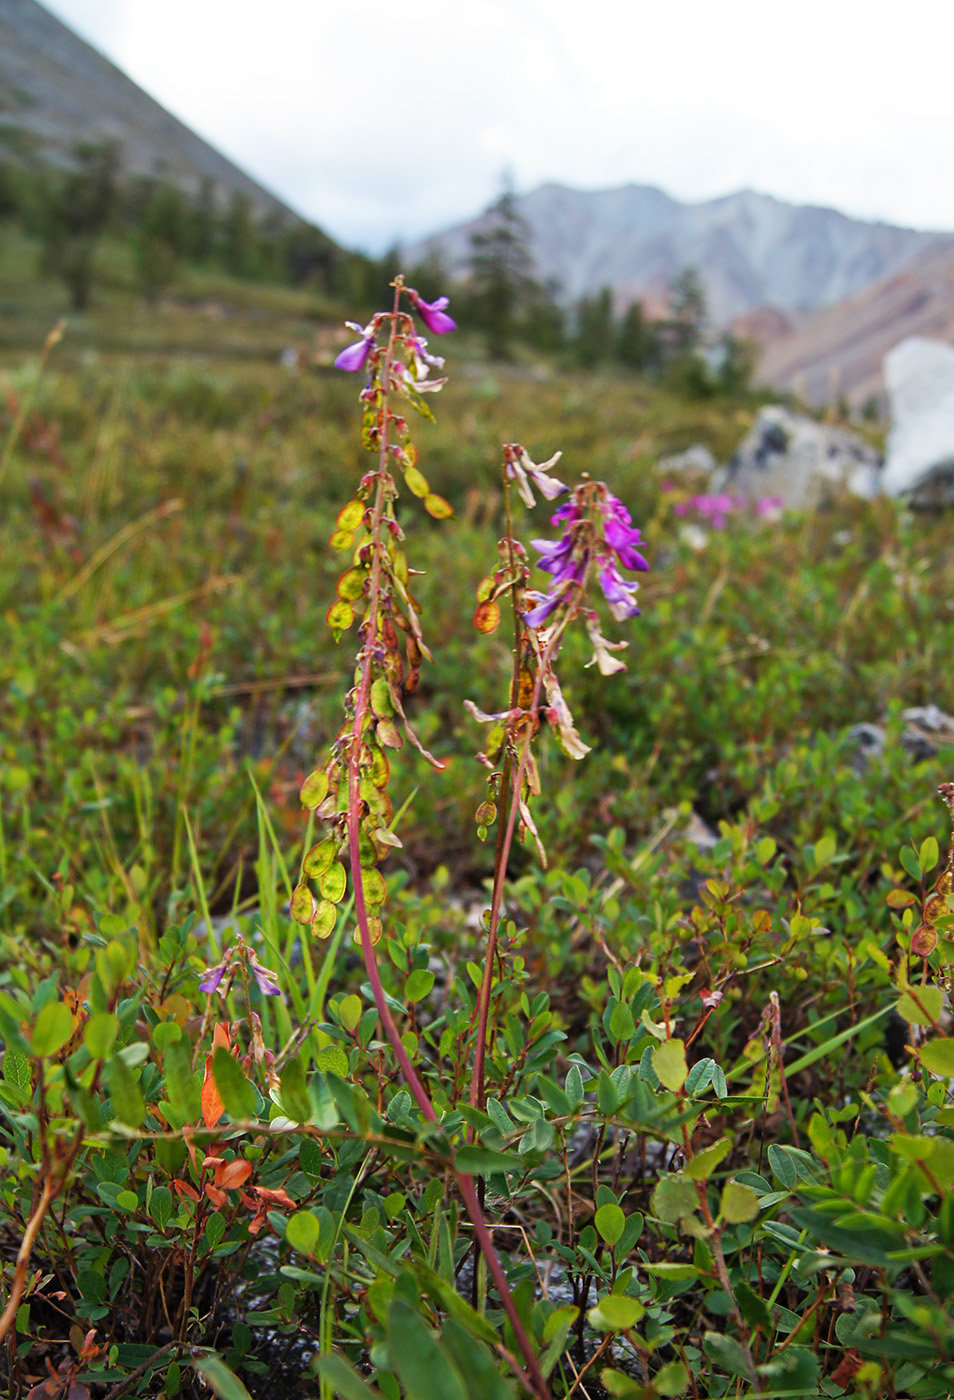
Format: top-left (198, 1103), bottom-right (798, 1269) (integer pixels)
top-left (407, 180), bottom-right (952, 326)
top-left (751, 245), bottom-right (954, 407)
top-left (0, 0), bottom-right (295, 220)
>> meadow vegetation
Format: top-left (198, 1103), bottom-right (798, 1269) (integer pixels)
top-left (1, 273), bottom-right (953, 1400)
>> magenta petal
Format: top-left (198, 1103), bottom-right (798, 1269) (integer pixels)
top-left (198, 965), bottom-right (226, 994)
top-left (524, 593), bottom-right (561, 627)
top-left (413, 293), bottom-right (457, 335)
top-left (334, 337), bottom-right (373, 372)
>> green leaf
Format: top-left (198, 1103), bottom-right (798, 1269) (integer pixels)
top-left (897, 985), bottom-right (945, 1027)
top-left (106, 1053), bottom-right (145, 1127)
top-left (788, 1208), bottom-right (899, 1266)
top-left (163, 1037), bottom-right (200, 1123)
top-left (192, 1354), bottom-right (253, 1400)
top-left (83, 1011), bottom-right (118, 1060)
top-left (279, 1055), bottom-right (312, 1123)
top-left (387, 1297), bottom-right (467, 1400)
top-left (609, 1001), bottom-right (636, 1042)
top-left (3, 1047), bottom-right (31, 1094)
top-left (286, 1210), bottom-right (320, 1257)
top-left (439, 1318), bottom-right (517, 1400)
top-left (565, 1064), bottom-right (584, 1109)
top-left (920, 836), bottom-right (940, 875)
top-left (921, 1038), bottom-right (954, 1078)
top-left (651, 1174), bottom-right (698, 1224)
top-left (720, 1180), bottom-right (759, 1223)
top-left (900, 846), bottom-right (923, 883)
top-left (684, 1057), bottom-right (715, 1096)
top-left (31, 1001), bottom-right (73, 1058)
top-left (735, 1280), bottom-right (772, 1330)
top-left (767, 1143), bottom-right (798, 1189)
top-left (205, 1213), bottom-right (226, 1249)
top-left (703, 1330), bottom-right (752, 1378)
top-left (405, 969), bottom-right (436, 1004)
top-left (211, 1046), bottom-right (256, 1121)
top-left (315, 1354), bottom-right (383, 1400)
top-left (651, 1038), bottom-right (687, 1092)
top-left (337, 994), bottom-right (362, 1034)
top-left (588, 1294), bottom-right (644, 1331)
top-left (640, 1262), bottom-right (701, 1281)
top-left (594, 1203), bottom-right (626, 1247)
top-left (813, 834), bottom-right (836, 869)
top-left (654, 1360), bottom-right (689, 1396)
top-left (453, 1145), bottom-right (522, 1176)
top-left (150, 1186), bottom-right (174, 1230)
top-left (684, 1136), bottom-right (731, 1180)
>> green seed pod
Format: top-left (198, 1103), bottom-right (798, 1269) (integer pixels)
top-left (311, 900), bottom-right (337, 939)
top-left (290, 883), bottom-right (315, 925)
top-left (321, 862), bottom-right (348, 903)
top-left (302, 838), bottom-right (337, 878)
top-left (300, 770), bottom-right (329, 809)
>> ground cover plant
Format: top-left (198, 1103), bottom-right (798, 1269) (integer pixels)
top-left (1, 281), bottom-right (954, 1399)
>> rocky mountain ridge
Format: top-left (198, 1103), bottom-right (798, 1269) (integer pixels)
top-left (408, 181), bottom-right (953, 329)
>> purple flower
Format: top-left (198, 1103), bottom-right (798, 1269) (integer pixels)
top-left (524, 590), bottom-right (564, 628)
top-left (598, 562), bottom-right (641, 621)
top-left (248, 952), bottom-right (281, 998)
top-left (409, 290), bottom-right (456, 335)
top-left (335, 338), bottom-right (373, 372)
top-left (601, 496), bottom-right (650, 572)
top-left (530, 534), bottom-right (575, 576)
top-left (334, 318), bottom-right (377, 372)
top-left (198, 954), bottom-right (231, 994)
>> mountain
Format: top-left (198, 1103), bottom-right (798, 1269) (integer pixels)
top-left (752, 246), bottom-right (954, 407)
top-left (0, 0), bottom-right (295, 220)
top-left (407, 181), bottom-right (953, 327)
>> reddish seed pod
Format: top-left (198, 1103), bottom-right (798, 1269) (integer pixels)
top-left (911, 923), bottom-right (938, 957)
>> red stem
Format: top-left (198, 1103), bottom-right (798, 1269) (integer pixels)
top-left (343, 285), bottom-right (551, 1399)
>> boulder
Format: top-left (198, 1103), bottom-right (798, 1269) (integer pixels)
top-left (882, 338), bottom-right (954, 506)
top-left (721, 405), bottom-right (881, 509)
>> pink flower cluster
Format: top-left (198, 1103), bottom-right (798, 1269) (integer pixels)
top-left (524, 488), bottom-right (649, 629)
top-left (668, 489), bottom-right (784, 529)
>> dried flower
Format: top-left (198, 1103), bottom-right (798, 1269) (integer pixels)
top-left (505, 446), bottom-right (567, 508)
top-left (584, 611), bottom-right (628, 675)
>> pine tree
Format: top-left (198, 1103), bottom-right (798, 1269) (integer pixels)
top-left (468, 187), bottom-right (537, 359)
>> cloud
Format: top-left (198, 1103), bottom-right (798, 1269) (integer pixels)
top-left (40, 0), bottom-right (954, 247)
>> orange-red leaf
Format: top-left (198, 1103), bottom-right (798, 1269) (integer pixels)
top-left (217, 1158), bottom-right (254, 1190)
top-left (201, 1062), bottom-right (224, 1128)
top-left (474, 599), bottom-right (501, 633)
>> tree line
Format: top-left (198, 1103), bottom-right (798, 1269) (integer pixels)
top-left (0, 137), bottom-right (359, 311)
top-left (0, 147), bottom-right (754, 393)
top-left (373, 190), bottom-right (754, 393)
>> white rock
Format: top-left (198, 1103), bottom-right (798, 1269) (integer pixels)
top-left (723, 405), bottom-right (881, 509)
top-left (882, 338), bottom-right (954, 505)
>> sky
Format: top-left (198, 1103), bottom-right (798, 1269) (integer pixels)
top-left (40, 0), bottom-right (954, 253)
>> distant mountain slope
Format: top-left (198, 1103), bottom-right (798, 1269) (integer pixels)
top-left (753, 246), bottom-right (954, 407)
top-left (408, 181), bottom-right (952, 326)
top-left (0, 0), bottom-right (295, 220)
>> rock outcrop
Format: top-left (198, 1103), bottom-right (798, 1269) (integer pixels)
top-left (882, 338), bottom-right (954, 507)
top-left (720, 406), bottom-right (881, 509)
